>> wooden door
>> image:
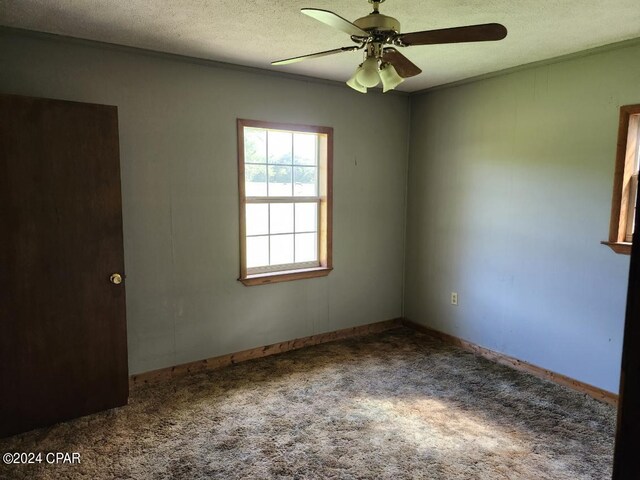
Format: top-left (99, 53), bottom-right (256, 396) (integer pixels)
top-left (0, 94), bottom-right (128, 437)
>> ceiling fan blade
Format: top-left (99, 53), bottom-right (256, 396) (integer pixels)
top-left (272, 46), bottom-right (359, 66)
top-left (382, 48), bottom-right (422, 78)
top-left (301, 8), bottom-right (369, 37)
top-left (396, 23), bottom-right (507, 46)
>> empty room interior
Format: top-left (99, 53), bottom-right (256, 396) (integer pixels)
top-left (1, 0), bottom-right (640, 479)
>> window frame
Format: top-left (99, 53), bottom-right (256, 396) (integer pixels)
top-left (237, 119), bottom-right (333, 286)
top-left (604, 105), bottom-right (640, 255)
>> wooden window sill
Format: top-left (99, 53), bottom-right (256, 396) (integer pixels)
top-left (239, 267), bottom-right (332, 286)
top-left (601, 241), bottom-right (632, 255)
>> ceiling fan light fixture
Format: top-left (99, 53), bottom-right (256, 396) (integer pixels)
top-left (347, 67), bottom-right (367, 93)
top-left (356, 57), bottom-right (380, 88)
top-left (379, 62), bottom-right (404, 92)
top-left (273, 2), bottom-right (508, 94)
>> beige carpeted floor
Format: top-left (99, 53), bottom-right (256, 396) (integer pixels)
top-left (0, 327), bottom-right (616, 479)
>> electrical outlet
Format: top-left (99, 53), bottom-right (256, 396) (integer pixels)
top-left (451, 292), bottom-right (458, 305)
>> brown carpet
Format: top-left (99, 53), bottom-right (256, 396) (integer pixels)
top-left (0, 327), bottom-right (615, 479)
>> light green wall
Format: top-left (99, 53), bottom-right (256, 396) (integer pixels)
top-left (0, 30), bottom-right (410, 374)
top-left (405, 41), bottom-right (640, 393)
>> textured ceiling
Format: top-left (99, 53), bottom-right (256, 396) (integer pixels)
top-left (1, 0), bottom-right (639, 92)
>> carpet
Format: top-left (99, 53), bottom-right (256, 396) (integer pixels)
top-left (0, 327), bottom-right (616, 479)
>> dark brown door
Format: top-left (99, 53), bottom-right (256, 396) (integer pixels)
top-left (612, 176), bottom-right (640, 478)
top-left (0, 94), bottom-right (128, 437)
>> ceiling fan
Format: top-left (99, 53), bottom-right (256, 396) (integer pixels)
top-left (272, 0), bottom-right (507, 93)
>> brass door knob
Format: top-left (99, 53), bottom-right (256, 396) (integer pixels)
top-left (110, 273), bottom-right (123, 285)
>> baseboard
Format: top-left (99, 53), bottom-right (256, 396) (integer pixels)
top-left (130, 318), bottom-right (403, 387)
top-left (403, 319), bottom-right (619, 406)
top-left (130, 317), bottom-right (617, 406)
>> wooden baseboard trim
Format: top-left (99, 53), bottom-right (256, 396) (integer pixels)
top-left (130, 318), bottom-right (403, 388)
top-left (403, 319), bottom-right (619, 406)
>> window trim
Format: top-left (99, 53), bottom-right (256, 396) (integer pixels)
top-left (237, 119), bottom-right (333, 286)
top-left (603, 105), bottom-right (640, 255)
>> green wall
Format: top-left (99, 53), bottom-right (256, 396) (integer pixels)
top-left (405, 41), bottom-right (640, 393)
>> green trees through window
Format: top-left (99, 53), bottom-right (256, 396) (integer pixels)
top-left (238, 119), bottom-right (333, 285)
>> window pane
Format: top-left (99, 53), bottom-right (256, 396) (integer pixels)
top-left (246, 204), bottom-right (268, 236)
top-left (294, 166), bottom-right (317, 196)
top-left (246, 235), bottom-right (269, 268)
top-left (268, 165), bottom-right (292, 196)
top-left (295, 203), bottom-right (317, 233)
top-left (244, 128), bottom-right (266, 164)
top-left (294, 133), bottom-right (317, 166)
top-left (270, 234), bottom-right (294, 265)
top-left (239, 123), bottom-right (330, 277)
top-left (270, 203), bottom-right (294, 234)
top-left (295, 233), bottom-right (317, 263)
top-left (245, 164), bottom-right (267, 196)
top-left (268, 131), bottom-right (292, 165)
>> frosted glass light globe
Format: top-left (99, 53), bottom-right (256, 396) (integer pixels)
top-left (379, 63), bottom-right (404, 92)
top-left (356, 57), bottom-right (380, 88)
top-left (347, 67), bottom-right (367, 93)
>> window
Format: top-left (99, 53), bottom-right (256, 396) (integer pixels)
top-left (237, 119), bottom-right (333, 285)
top-left (604, 105), bottom-right (640, 255)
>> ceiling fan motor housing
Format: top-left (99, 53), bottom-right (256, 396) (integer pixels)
top-left (354, 13), bottom-right (400, 34)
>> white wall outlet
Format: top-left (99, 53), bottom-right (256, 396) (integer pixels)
top-left (451, 292), bottom-right (458, 305)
